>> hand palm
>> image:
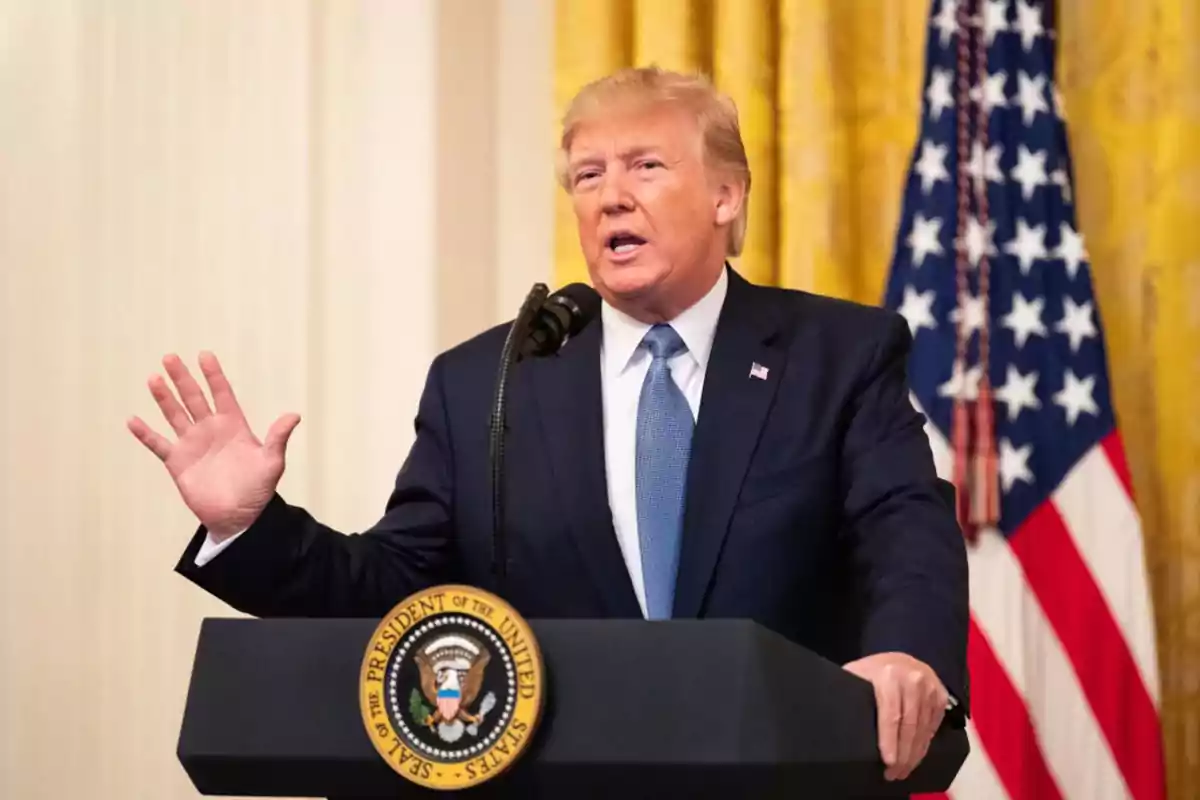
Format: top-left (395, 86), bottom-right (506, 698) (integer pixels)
top-left (128, 352), bottom-right (300, 538)
top-left (169, 415), bottom-right (279, 524)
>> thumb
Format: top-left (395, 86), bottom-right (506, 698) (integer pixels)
top-left (264, 413), bottom-right (301, 459)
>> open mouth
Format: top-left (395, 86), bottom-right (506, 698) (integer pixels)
top-left (606, 233), bottom-right (647, 256)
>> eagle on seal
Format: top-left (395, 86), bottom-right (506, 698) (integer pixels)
top-left (414, 633), bottom-right (491, 731)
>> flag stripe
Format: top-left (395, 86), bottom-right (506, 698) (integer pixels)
top-left (1009, 504), bottom-right (1165, 800)
top-left (966, 618), bottom-right (1064, 800)
top-left (1100, 431), bottom-right (1136, 499)
top-left (967, 525), bottom-right (1129, 800)
top-left (1053, 441), bottom-right (1161, 703)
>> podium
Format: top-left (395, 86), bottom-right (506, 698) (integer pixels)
top-left (177, 617), bottom-right (967, 798)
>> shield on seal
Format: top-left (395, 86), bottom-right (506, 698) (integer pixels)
top-left (436, 671), bottom-right (463, 720)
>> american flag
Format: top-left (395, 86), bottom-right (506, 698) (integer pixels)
top-left (884, 2), bottom-right (1166, 798)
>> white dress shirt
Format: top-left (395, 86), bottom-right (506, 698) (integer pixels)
top-left (196, 269), bottom-right (730, 618)
top-left (194, 517), bottom-right (242, 565)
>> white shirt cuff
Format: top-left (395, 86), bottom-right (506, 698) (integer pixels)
top-left (194, 528), bottom-right (247, 567)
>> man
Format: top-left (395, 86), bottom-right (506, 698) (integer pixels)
top-left (129, 66), bottom-right (967, 782)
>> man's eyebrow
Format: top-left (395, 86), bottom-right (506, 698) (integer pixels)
top-left (567, 145), bottom-right (666, 170)
top-left (567, 153), bottom-right (604, 169)
top-left (618, 146), bottom-right (663, 160)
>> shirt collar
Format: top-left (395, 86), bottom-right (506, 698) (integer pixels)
top-left (601, 266), bottom-right (729, 376)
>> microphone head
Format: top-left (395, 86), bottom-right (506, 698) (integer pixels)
top-left (523, 282), bottom-right (601, 357)
top-left (547, 283), bottom-right (602, 337)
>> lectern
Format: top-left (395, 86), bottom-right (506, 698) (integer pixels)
top-left (177, 617), bottom-right (967, 799)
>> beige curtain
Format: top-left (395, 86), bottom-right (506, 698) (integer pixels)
top-left (0, 1), bottom-right (553, 797)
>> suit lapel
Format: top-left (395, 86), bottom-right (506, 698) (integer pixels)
top-left (673, 270), bottom-right (786, 618)
top-left (529, 321), bottom-right (642, 618)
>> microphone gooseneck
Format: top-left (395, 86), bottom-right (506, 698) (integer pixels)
top-left (489, 282), bottom-right (601, 593)
top-left (490, 283), bottom-right (548, 591)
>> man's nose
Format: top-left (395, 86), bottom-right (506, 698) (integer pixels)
top-left (599, 172), bottom-right (634, 214)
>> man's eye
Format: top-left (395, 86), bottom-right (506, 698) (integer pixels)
top-left (574, 170), bottom-right (600, 185)
top-left (638, 160), bottom-right (663, 170)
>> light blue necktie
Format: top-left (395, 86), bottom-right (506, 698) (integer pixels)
top-left (635, 324), bottom-right (693, 620)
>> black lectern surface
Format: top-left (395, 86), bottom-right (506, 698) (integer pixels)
top-left (178, 618), bottom-right (967, 799)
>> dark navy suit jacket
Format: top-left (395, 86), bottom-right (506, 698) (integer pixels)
top-left (177, 268), bottom-right (969, 710)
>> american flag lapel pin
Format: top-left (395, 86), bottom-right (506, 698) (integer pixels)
top-left (749, 362), bottom-right (769, 380)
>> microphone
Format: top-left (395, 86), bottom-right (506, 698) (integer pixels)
top-left (490, 282), bottom-right (601, 594)
top-left (521, 283), bottom-right (602, 358)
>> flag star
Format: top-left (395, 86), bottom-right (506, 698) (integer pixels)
top-left (1003, 218), bottom-right (1048, 275)
top-left (1055, 296), bottom-right (1097, 352)
top-left (914, 140), bottom-right (950, 194)
top-left (1053, 222), bottom-right (1089, 278)
top-left (1016, 71), bottom-right (1050, 126)
top-left (949, 293), bottom-right (987, 337)
top-left (1010, 145), bottom-right (1049, 200)
top-left (1053, 369), bottom-right (1100, 426)
top-left (927, 68), bottom-right (955, 121)
top-left (970, 71), bottom-right (1009, 115)
top-left (939, 361), bottom-right (983, 401)
top-left (999, 438), bottom-right (1035, 492)
top-left (959, 216), bottom-right (998, 268)
top-left (966, 141), bottom-right (1005, 190)
top-left (907, 213), bottom-right (945, 266)
top-left (897, 286), bottom-right (938, 337)
top-left (1013, 0), bottom-right (1045, 51)
top-left (980, 0), bottom-right (1010, 46)
top-left (994, 364), bottom-right (1042, 421)
top-left (1002, 291), bottom-right (1048, 348)
top-left (932, 0), bottom-right (959, 47)
top-left (1051, 167), bottom-right (1073, 203)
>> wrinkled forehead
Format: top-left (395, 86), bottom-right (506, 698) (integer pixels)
top-left (564, 101), bottom-right (704, 165)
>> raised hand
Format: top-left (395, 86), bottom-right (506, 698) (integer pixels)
top-left (127, 352), bottom-right (301, 540)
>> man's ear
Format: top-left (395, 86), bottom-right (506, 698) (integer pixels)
top-left (713, 177), bottom-right (747, 227)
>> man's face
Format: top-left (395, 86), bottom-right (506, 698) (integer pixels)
top-left (565, 104), bottom-right (734, 315)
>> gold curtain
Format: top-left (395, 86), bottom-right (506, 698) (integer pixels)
top-left (554, 1), bottom-right (1200, 797)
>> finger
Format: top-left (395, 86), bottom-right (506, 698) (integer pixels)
top-left (842, 657), bottom-right (868, 680)
top-left (889, 670), bottom-right (924, 781)
top-left (873, 666), bottom-right (902, 776)
top-left (127, 416), bottom-right (173, 461)
top-left (198, 351), bottom-right (245, 419)
top-left (263, 413), bottom-right (301, 459)
top-left (163, 354), bottom-right (213, 422)
top-left (910, 684), bottom-right (948, 777)
top-left (148, 374), bottom-right (193, 437)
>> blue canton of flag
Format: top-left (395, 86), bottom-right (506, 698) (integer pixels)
top-left (884, 0), bottom-right (1111, 535)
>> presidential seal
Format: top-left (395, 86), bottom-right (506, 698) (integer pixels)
top-left (359, 585), bottom-right (544, 791)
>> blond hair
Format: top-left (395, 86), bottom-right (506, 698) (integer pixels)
top-left (557, 66), bottom-right (752, 258)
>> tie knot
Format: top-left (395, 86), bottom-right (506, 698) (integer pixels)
top-left (641, 324), bottom-right (687, 360)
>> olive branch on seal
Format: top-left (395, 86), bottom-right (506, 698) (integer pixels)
top-left (409, 688), bottom-right (431, 725)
